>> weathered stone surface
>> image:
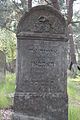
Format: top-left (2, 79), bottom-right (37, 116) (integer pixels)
top-left (13, 5), bottom-right (68, 120)
top-left (17, 5), bottom-right (66, 34)
top-left (0, 50), bottom-right (6, 82)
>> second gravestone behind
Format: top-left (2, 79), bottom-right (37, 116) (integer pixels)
top-left (0, 50), bottom-right (6, 82)
top-left (13, 5), bottom-right (68, 120)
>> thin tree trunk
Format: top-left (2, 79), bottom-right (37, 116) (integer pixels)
top-left (50, 0), bottom-right (60, 10)
top-left (66, 0), bottom-right (73, 24)
top-left (66, 0), bottom-right (78, 73)
top-left (28, 0), bottom-right (32, 11)
top-left (20, 0), bottom-right (32, 11)
top-left (68, 24), bottom-right (76, 64)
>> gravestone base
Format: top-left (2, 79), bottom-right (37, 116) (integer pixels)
top-left (12, 92), bottom-right (68, 120)
top-left (12, 113), bottom-right (46, 120)
top-left (12, 111), bottom-right (68, 120)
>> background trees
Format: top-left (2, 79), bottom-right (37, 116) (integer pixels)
top-left (0, 0), bottom-right (80, 75)
top-left (0, 1), bottom-right (80, 119)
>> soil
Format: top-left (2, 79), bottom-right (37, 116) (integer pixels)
top-left (0, 109), bottom-right (13, 120)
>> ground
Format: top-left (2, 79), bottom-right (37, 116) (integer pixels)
top-left (0, 109), bottom-right (13, 120)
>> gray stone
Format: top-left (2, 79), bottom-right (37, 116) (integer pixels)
top-left (0, 50), bottom-right (6, 82)
top-left (12, 5), bottom-right (68, 120)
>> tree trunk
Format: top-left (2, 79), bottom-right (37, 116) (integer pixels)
top-left (50, 0), bottom-right (60, 10)
top-left (28, 0), bottom-right (32, 11)
top-left (66, 0), bottom-right (74, 24)
top-left (66, 0), bottom-right (78, 74)
top-left (68, 24), bottom-right (77, 71)
top-left (20, 0), bottom-right (32, 11)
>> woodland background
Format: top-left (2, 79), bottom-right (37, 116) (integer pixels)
top-left (0, 0), bottom-right (80, 120)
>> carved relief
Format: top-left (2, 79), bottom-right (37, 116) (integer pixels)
top-left (51, 17), bottom-right (65, 33)
top-left (32, 16), bottom-right (65, 33)
top-left (33, 16), bottom-right (51, 33)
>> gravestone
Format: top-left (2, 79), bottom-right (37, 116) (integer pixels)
top-left (13, 5), bottom-right (68, 120)
top-left (0, 50), bottom-right (6, 82)
top-left (6, 59), bottom-right (16, 73)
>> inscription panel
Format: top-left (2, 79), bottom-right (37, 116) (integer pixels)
top-left (16, 40), bottom-right (66, 93)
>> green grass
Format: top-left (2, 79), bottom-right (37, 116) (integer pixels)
top-left (68, 76), bottom-right (80, 101)
top-left (68, 105), bottom-right (80, 120)
top-left (0, 91), bottom-right (11, 108)
top-left (68, 76), bottom-right (80, 120)
top-left (5, 73), bottom-right (16, 93)
top-left (0, 73), bottom-right (16, 109)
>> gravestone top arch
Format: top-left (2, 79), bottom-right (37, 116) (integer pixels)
top-left (17, 5), bottom-right (66, 35)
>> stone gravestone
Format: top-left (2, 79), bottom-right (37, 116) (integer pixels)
top-left (13, 5), bottom-right (68, 120)
top-left (0, 50), bottom-right (6, 82)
